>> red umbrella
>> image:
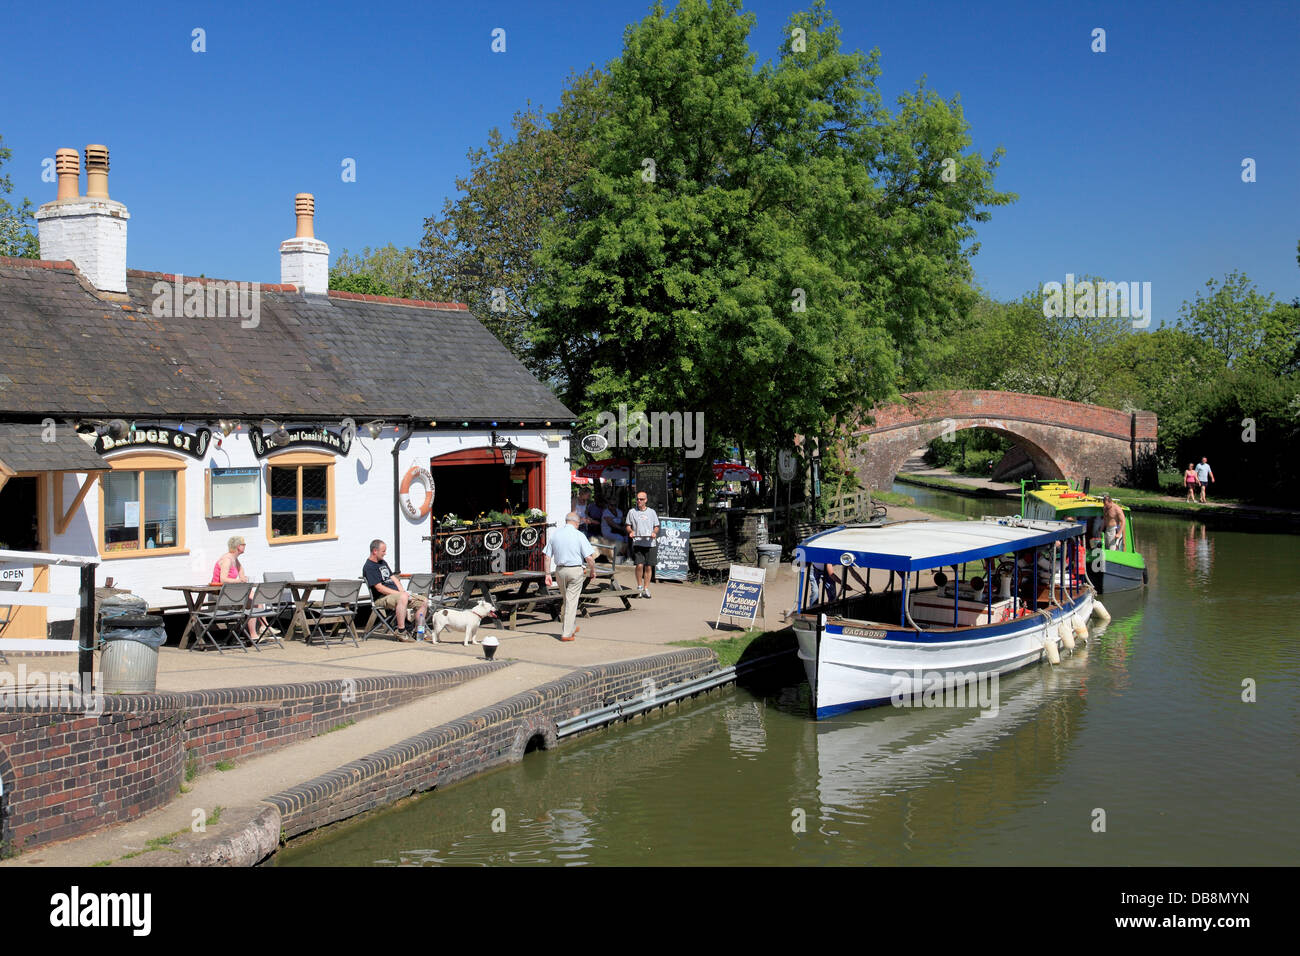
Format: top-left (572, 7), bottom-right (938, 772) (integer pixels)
top-left (712, 462), bottom-right (763, 482)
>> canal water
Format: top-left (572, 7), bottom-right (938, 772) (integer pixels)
top-left (275, 484), bottom-right (1298, 866)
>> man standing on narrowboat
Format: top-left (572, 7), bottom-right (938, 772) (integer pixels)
top-left (1101, 495), bottom-right (1126, 550)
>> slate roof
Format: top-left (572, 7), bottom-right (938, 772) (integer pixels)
top-left (0, 422), bottom-right (107, 473)
top-left (0, 259), bottom-right (574, 423)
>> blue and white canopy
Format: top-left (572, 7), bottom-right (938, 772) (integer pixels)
top-left (796, 517), bottom-right (1083, 573)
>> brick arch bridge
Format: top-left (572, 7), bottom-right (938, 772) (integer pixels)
top-left (850, 390), bottom-right (1158, 491)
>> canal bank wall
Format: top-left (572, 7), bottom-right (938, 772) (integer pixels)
top-left (268, 647), bottom-right (717, 849)
top-left (0, 662), bottom-right (507, 856)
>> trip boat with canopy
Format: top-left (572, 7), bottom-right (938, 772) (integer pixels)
top-left (1021, 479), bottom-right (1146, 593)
top-left (792, 516), bottom-right (1099, 719)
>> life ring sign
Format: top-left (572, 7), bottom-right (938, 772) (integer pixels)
top-left (400, 465), bottom-right (435, 520)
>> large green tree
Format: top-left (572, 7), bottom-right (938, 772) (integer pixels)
top-left (0, 135), bottom-right (39, 259)
top-left (1174, 271), bottom-right (1295, 375)
top-left (523, 0), bottom-right (1012, 508)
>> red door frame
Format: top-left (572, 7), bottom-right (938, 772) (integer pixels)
top-left (428, 446), bottom-right (546, 512)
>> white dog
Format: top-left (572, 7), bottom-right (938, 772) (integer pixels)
top-left (431, 600), bottom-right (498, 645)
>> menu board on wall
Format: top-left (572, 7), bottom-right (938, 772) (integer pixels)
top-left (656, 517), bottom-right (690, 582)
top-left (634, 462), bottom-right (669, 513)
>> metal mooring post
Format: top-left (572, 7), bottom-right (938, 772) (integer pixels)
top-left (78, 563), bottom-right (96, 681)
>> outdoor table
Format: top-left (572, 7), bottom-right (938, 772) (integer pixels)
top-left (282, 580), bottom-right (331, 642)
top-left (460, 571), bottom-right (555, 629)
top-left (162, 584), bottom-right (219, 649)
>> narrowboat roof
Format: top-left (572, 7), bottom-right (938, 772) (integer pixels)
top-left (1025, 481), bottom-right (1127, 515)
top-left (796, 517), bottom-right (1084, 573)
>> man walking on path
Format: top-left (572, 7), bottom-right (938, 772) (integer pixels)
top-left (626, 492), bottom-right (660, 598)
top-left (1195, 457), bottom-right (1215, 503)
top-left (544, 512), bottom-right (596, 641)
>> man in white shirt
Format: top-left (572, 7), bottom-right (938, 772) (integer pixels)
top-left (543, 512), bottom-right (596, 641)
top-left (625, 492), bottom-right (660, 597)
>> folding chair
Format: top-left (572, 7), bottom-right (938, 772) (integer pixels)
top-left (242, 581), bottom-right (289, 649)
top-left (407, 572), bottom-right (435, 604)
top-left (305, 579), bottom-right (362, 648)
top-left (0, 580), bottom-right (19, 664)
top-left (360, 580), bottom-right (402, 641)
top-left (432, 570), bottom-right (469, 610)
top-left (192, 582), bottom-right (254, 653)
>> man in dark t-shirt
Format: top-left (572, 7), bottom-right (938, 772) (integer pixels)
top-left (362, 539), bottom-right (425, 641)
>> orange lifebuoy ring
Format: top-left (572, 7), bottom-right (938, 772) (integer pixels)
top-left (399, 465), bottom-right (434, 520)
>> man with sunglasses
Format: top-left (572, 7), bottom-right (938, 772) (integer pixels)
top-left (625, 492), bottom-right (660, 598)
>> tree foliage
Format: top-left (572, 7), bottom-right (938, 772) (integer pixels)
top-left (0, 134), bottom-right (39, 259)
top-left (519, 0), bottom-right (1012, 506)
top-left (329, 244), bottom-right (426, 299)
top-left (1174, 271), bottom-right (1295, 375)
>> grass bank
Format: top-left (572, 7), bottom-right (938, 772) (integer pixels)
top-left (671, 627), bottom-right (796, 670)
top-left (896, 472), bottom-right (1016, 498)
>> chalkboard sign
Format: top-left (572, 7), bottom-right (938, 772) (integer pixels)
top-left (656, 517), bottom-right (690, 582)
top-left (635, 462), bottom-right (669, 513)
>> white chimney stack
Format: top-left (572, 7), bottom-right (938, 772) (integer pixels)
top-left (35, 145), bottom-right (129, 294)
top-left (279, 193), bottom-right (329, 294)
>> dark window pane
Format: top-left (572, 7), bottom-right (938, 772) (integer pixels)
top-left (144, 471), bottom-right (178, 547)
top-left (270, 467), bottom-right (298, 538)
top-left (301, 467), bottom-right (328, 535)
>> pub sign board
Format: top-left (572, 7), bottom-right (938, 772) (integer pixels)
top-left (95, 425), bottom-right (211, 459)
top-left (250, 425), bottom-right (354, 459)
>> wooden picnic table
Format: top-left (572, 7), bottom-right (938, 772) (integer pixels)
top-left (161, 584), bottom-right (219, 649)
top-left (459, 569), bottom-right (638, 629)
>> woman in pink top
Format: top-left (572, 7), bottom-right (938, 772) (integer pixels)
top-left (1184, 463), bottom-right (1199, 502)
top-left (211, 536), bottom-right (249, 585)
top-left (211, 536), bottom-right (263, 643)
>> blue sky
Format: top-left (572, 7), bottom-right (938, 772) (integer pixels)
top-left (2, 0), bottom-right (1296, 325)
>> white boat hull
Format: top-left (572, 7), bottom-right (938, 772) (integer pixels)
top-left (795, 592), bottom-right (1093, 719)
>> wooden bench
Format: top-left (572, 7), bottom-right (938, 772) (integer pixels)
top-left (490, 593), bottom-right (564, 630)
top-left (689, 533), bottom-right (732, 577)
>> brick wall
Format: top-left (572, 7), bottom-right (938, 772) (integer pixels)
top-left (0, 662), bottom-right (504, 856)
top-left (849, 390), bottom-right (1158, 491)
top-left (269, 648), bottom-right (719, 839)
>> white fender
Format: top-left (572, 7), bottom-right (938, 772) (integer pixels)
top-left (1059, 617), bottom-right (1075, 651)
top-left (1072, 614), bottom-right (1088, 642)
top-left (1090, 599), bottom-right (1111, 622)
top-left (1043, 628), bottom-right (1061, 665)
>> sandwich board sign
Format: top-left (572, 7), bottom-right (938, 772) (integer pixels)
top-left (716, 564), bottom-right (765, 629)
top-left (656, 517), bottom-right (690, 582)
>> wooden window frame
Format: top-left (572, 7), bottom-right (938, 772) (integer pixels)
top-left (264, 451), bottom-right (337, 545)
top-left (96, 453), bottom-right (188, 560)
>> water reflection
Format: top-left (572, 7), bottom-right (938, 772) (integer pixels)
top-left (1183, 522), bottom-right (1214, 581)
top-left (276, 493), bottom-right (1299, 867)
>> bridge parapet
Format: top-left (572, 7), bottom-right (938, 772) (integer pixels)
top-left (849, 390), bottom-right (1157, 491)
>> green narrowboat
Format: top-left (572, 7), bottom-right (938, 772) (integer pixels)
top-left (1020, 479), bottom-right (1147, 593)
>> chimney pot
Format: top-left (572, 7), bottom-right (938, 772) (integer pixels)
top-left (54, 148), bottom-right (80, 201)
top-left (84, 145), bottom-right (110, 199)
top-left (280, 192), bottom-right (329, 294)
top-left (295, 193), bottom-right (315, 239)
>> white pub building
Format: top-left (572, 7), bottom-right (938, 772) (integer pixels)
top-left (0, 146), bottom-right (574, 640)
